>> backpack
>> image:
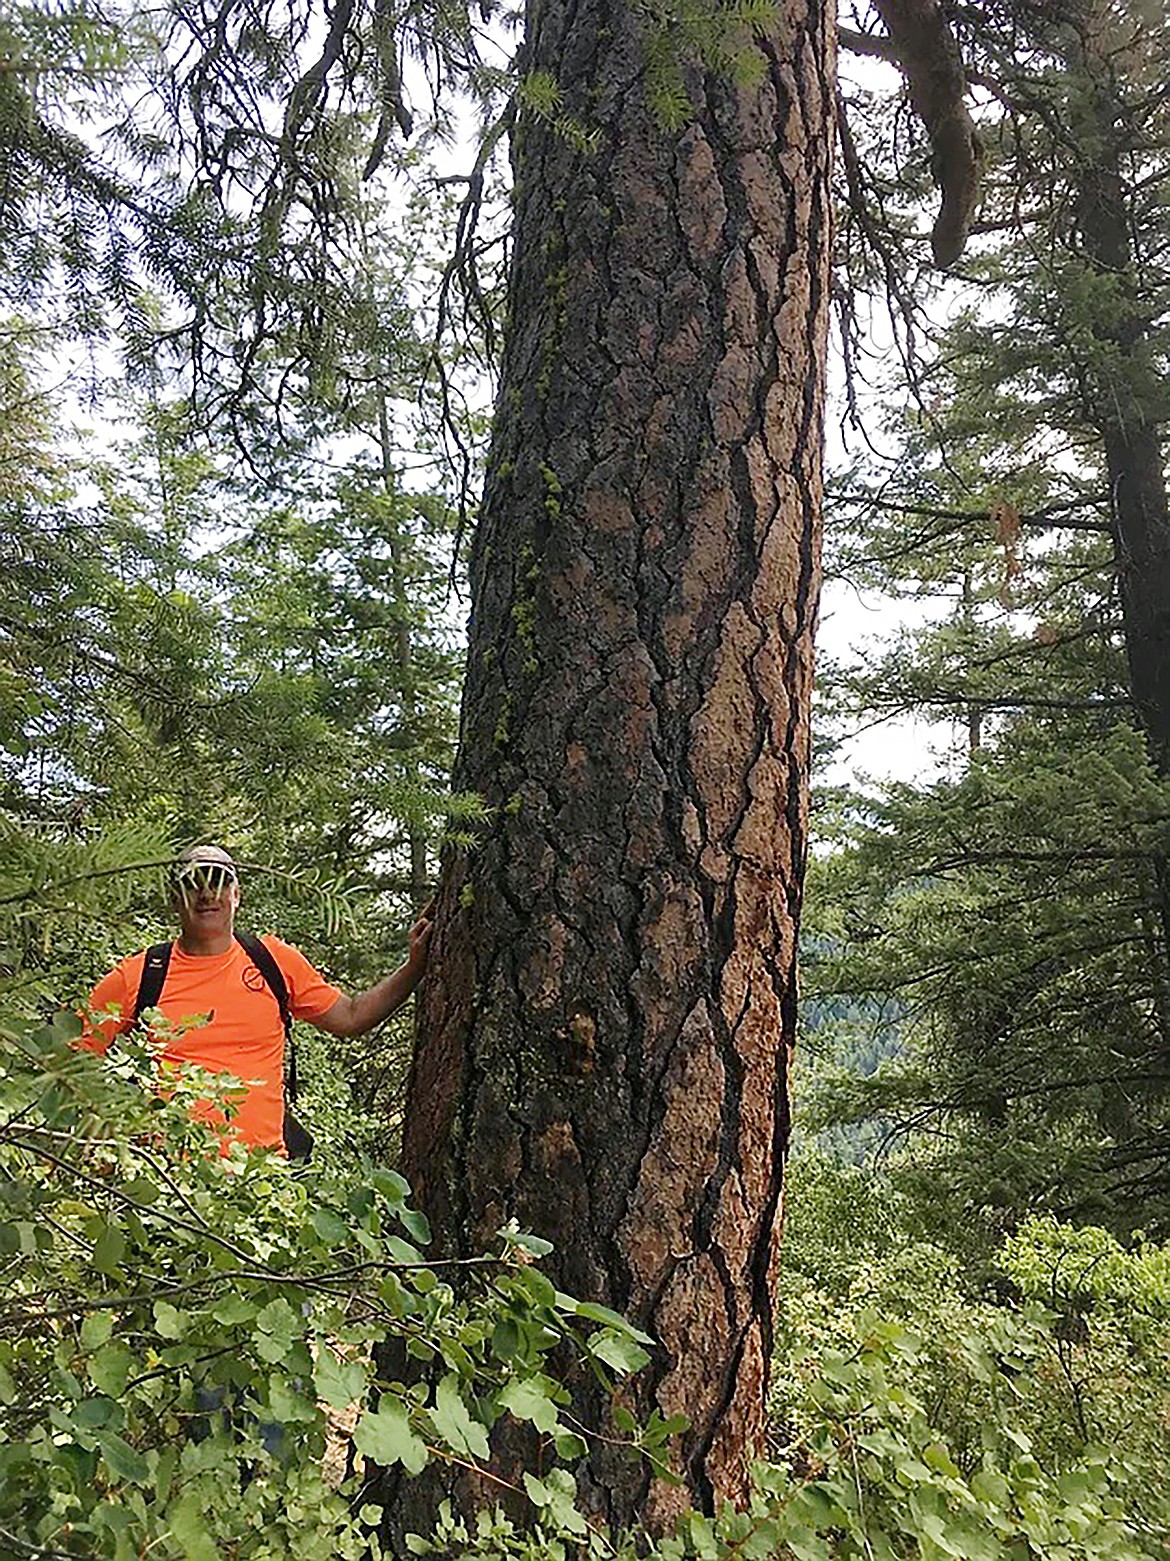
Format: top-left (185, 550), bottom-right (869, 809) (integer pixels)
top-left (132, 931), bottom-right (315, 1162)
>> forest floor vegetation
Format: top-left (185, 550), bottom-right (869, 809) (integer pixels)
top-left (2, 1013), bottom-right (1167, 1560)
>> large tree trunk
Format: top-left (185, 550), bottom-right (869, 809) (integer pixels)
top-left (1074, 54), bottom-right (1170, 775)
top-left (1104, 425), bottom-right (1170, 773)
top-left (397, 0), bottom-right (834, 1536)
top-left (1070, 7), bottom-right (1170, 1034)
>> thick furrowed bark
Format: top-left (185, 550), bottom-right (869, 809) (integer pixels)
top-left (1071, 8), bottom-right (1170, 1026)
top-left (1077, 119), bottom-right (1170, 776)
top-left (394, 0), bottom-right (834, 1538)
top-left (1103, 430), bottom-right (1170, 776)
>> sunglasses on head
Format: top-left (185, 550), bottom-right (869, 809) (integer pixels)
top-left (170, 862), bottom-right (238, 900)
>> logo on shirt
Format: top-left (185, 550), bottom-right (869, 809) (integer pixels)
top-left (242, 965), bottom-right (266, 993)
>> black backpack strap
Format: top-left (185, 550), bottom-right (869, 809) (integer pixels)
top-left (133, 943), bottom-right (174, 1029)
top-left (234, 932), bottom-right (298, 1101)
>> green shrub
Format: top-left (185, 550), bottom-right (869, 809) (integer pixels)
top-left (0, 1014), bottom-right (662, 1558)
top-left (6, 1017), bottom-right (1167, 1561)
top-left (763, 1163), bottom-right (1169, 1561)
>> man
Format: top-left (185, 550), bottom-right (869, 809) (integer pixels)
top-left (85, 844), bottom-right (432, 1154)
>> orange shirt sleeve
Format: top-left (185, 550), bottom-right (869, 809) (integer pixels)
top-left (263, 937), bottom-right (343, 1021)
top-left (82, 957), bottom-right (137, 1054)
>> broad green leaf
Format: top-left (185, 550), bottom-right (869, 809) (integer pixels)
top-left (154, 1446), bottom-right (176, 1506)
top-left (536, 1468), bottom-right (587, 1534)
top-left (429, 1374), bottom-right (490, 1460)
top-left (590, 1331), bottom-right (651, 1374)
top-left (972, 1468), bottom-right (1010, 1507)
top-left (372, 1169), bottom-right (410, 1203)
top-left (122, 1177), bottom-right (160, 1205)
top-left (399, 1207), bottom-right (431, 1244)
top-left (498, 1376), bottom-right (560, 1434)
top-left (572, 1301), bottom-right (654, 1344)
top-left (685, 1513), bottom-right (719, 1559)
top-left (516, 1267), bottom-right (557, 1308)
top-left (491, 1318), bottom-right (520, 1361)
top-left (254, 1297), bottom-right (302, 1363)
top-left (54, 1361), bottom-right (84, 1399)
top-left (645, 1408), bottom-right (682, 1445)
top-left (311, 1206), bottom-right (348, 1245)
top-left (738, 1525), bottom-right (783, 1561)
top-left (153, 1301), bottom-right (186, 1339)
top-left (75, 1395), bottom-right (119, 1429)
top-left (167, 1493), bottom-right (219, 1561)
top-left (507, 1229), bottom-right (553, 1258)
top-left (92, 1501), bottom-right (134, 1536)
top-left (916, 1510), bottom-right (963, 1556)
top-left (99, 1431), bottom-right (150, 1485)
top-left (89, 1344), bottom-right (133, 1397)
top-left (353, 1400), bottom-right (428, 1474)
top-left (212, 1294), bottom-right (256, 1326)
top-left (378, 1272), bottom-right (414, 1315)
top-left (524, 1472), bottom-right (550, 1506)
top-left (268, 1373), bottom-right (317, 1424)
top-left (313, 1347), bottom-right (369, 1409)
top-left (386, 1235), bottom-right (425, 1265)
top-left (81, 1311), bottom-right (114, 1350)
top-left (781, 1524), bottom-right (827, 1561)
top-left (92, 1223), bottom-right (126, 1275)
top-left (788, 1484), bottom-right (842, 1527)
top-left (923, 1441), bottom-right (961, 1479)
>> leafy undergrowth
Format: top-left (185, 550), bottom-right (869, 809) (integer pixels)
top-left (3, 1020), bottom-right (1168, 1559)
top-left (0, 1015), bottom-right (662, 1559)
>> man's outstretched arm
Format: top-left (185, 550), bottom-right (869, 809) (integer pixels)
top-left (312, 907), bottom-right (433, 1039)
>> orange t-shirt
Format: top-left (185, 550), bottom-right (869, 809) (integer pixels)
top-left (85, 936), bottom-right (342, 1152)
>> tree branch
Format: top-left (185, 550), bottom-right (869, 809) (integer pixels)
top-left (869, 0), bottom-right (984, 265)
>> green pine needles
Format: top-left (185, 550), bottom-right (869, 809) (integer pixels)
top-left (638, 0), bottom-right (780, 128)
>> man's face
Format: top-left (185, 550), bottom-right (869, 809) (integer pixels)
top-left (171, 862), bottom-right (240, 940)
